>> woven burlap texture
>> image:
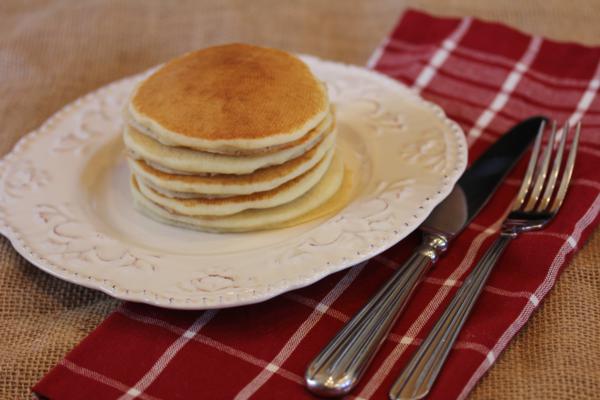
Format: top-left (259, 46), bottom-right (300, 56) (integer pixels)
top-left (0, 1), bottom-right (598, 399)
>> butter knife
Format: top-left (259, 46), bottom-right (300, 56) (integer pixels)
top-left (305, 116), bottom-right (546, 397)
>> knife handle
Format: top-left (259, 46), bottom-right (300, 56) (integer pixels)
top-left (305, 233), bottom-right (449, 397)
top-left (389, 235), bottom-right (512, 400)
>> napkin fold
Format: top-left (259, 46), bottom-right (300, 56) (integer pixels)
top-left (34, 9), bottom-right (600, 400)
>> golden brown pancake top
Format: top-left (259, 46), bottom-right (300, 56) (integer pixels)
top-left (131, 43), bottom-right (328, 142)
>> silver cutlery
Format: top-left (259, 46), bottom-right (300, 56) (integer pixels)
top-left (305, 117), bottom-right (547, 397)
top-left (389, 120), bottom-right (580, 400)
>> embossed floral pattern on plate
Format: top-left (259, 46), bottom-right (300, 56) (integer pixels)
top-left (0, 56), bottom-right (467, 309)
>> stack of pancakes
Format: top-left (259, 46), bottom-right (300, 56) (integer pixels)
top-left (124, 44), bottom-right (344, 232)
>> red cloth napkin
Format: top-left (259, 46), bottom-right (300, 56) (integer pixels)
top-left (34, 9), bottom-right (600, 400)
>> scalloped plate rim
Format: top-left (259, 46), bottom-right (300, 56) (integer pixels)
top-left (0, 55), bottom-right (468, 309)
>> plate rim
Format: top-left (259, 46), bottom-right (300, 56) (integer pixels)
top-left (0, 55), bottom-right (467, 309)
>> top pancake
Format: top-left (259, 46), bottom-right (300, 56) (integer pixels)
top-left (128, 43), bottom-right (329, 153)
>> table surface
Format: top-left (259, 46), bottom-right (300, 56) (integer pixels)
top-left (1, 1), bottom-right (599, 399)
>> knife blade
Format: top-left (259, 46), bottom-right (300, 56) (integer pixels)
top-left (305, 116), bottom-right (547, 397)
top-left (422, 116), bottom-right (546, 239)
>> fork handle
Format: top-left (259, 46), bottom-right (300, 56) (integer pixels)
top-left (305, 233), bottom-right (449, 397)
top-left (389, 234), bottom-right (512, 400)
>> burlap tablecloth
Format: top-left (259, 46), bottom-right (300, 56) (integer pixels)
top-left (1, 1), bottom-right (598, 399)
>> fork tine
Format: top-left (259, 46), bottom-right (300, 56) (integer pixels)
top-left (513, 120), bottom-right (545, 210)
top-left (549, 122), bottom-right (580, 212)
top-left (538, 122), bottom-right (569, 211)
top-left (524, 120), bottom-right (556, 212)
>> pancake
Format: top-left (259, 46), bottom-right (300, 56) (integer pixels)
top-left (131, 153), bottom-right (345, 232)
top-left (134, 149), bottom-right (334, 216)
top-left (128, 126), bottom-right (336, 197)
top-left (128, 43), bottom-right (329, 153)
top-left (126, 105), bottom-right (332, 157)
top-left (124, 111), bottom-right (334, 175)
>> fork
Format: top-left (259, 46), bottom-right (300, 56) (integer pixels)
top-left (389, 120), bottom-right (581, 400)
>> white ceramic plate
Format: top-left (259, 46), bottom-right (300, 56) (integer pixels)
top-left (0, 56), bottom-right (467, 309)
